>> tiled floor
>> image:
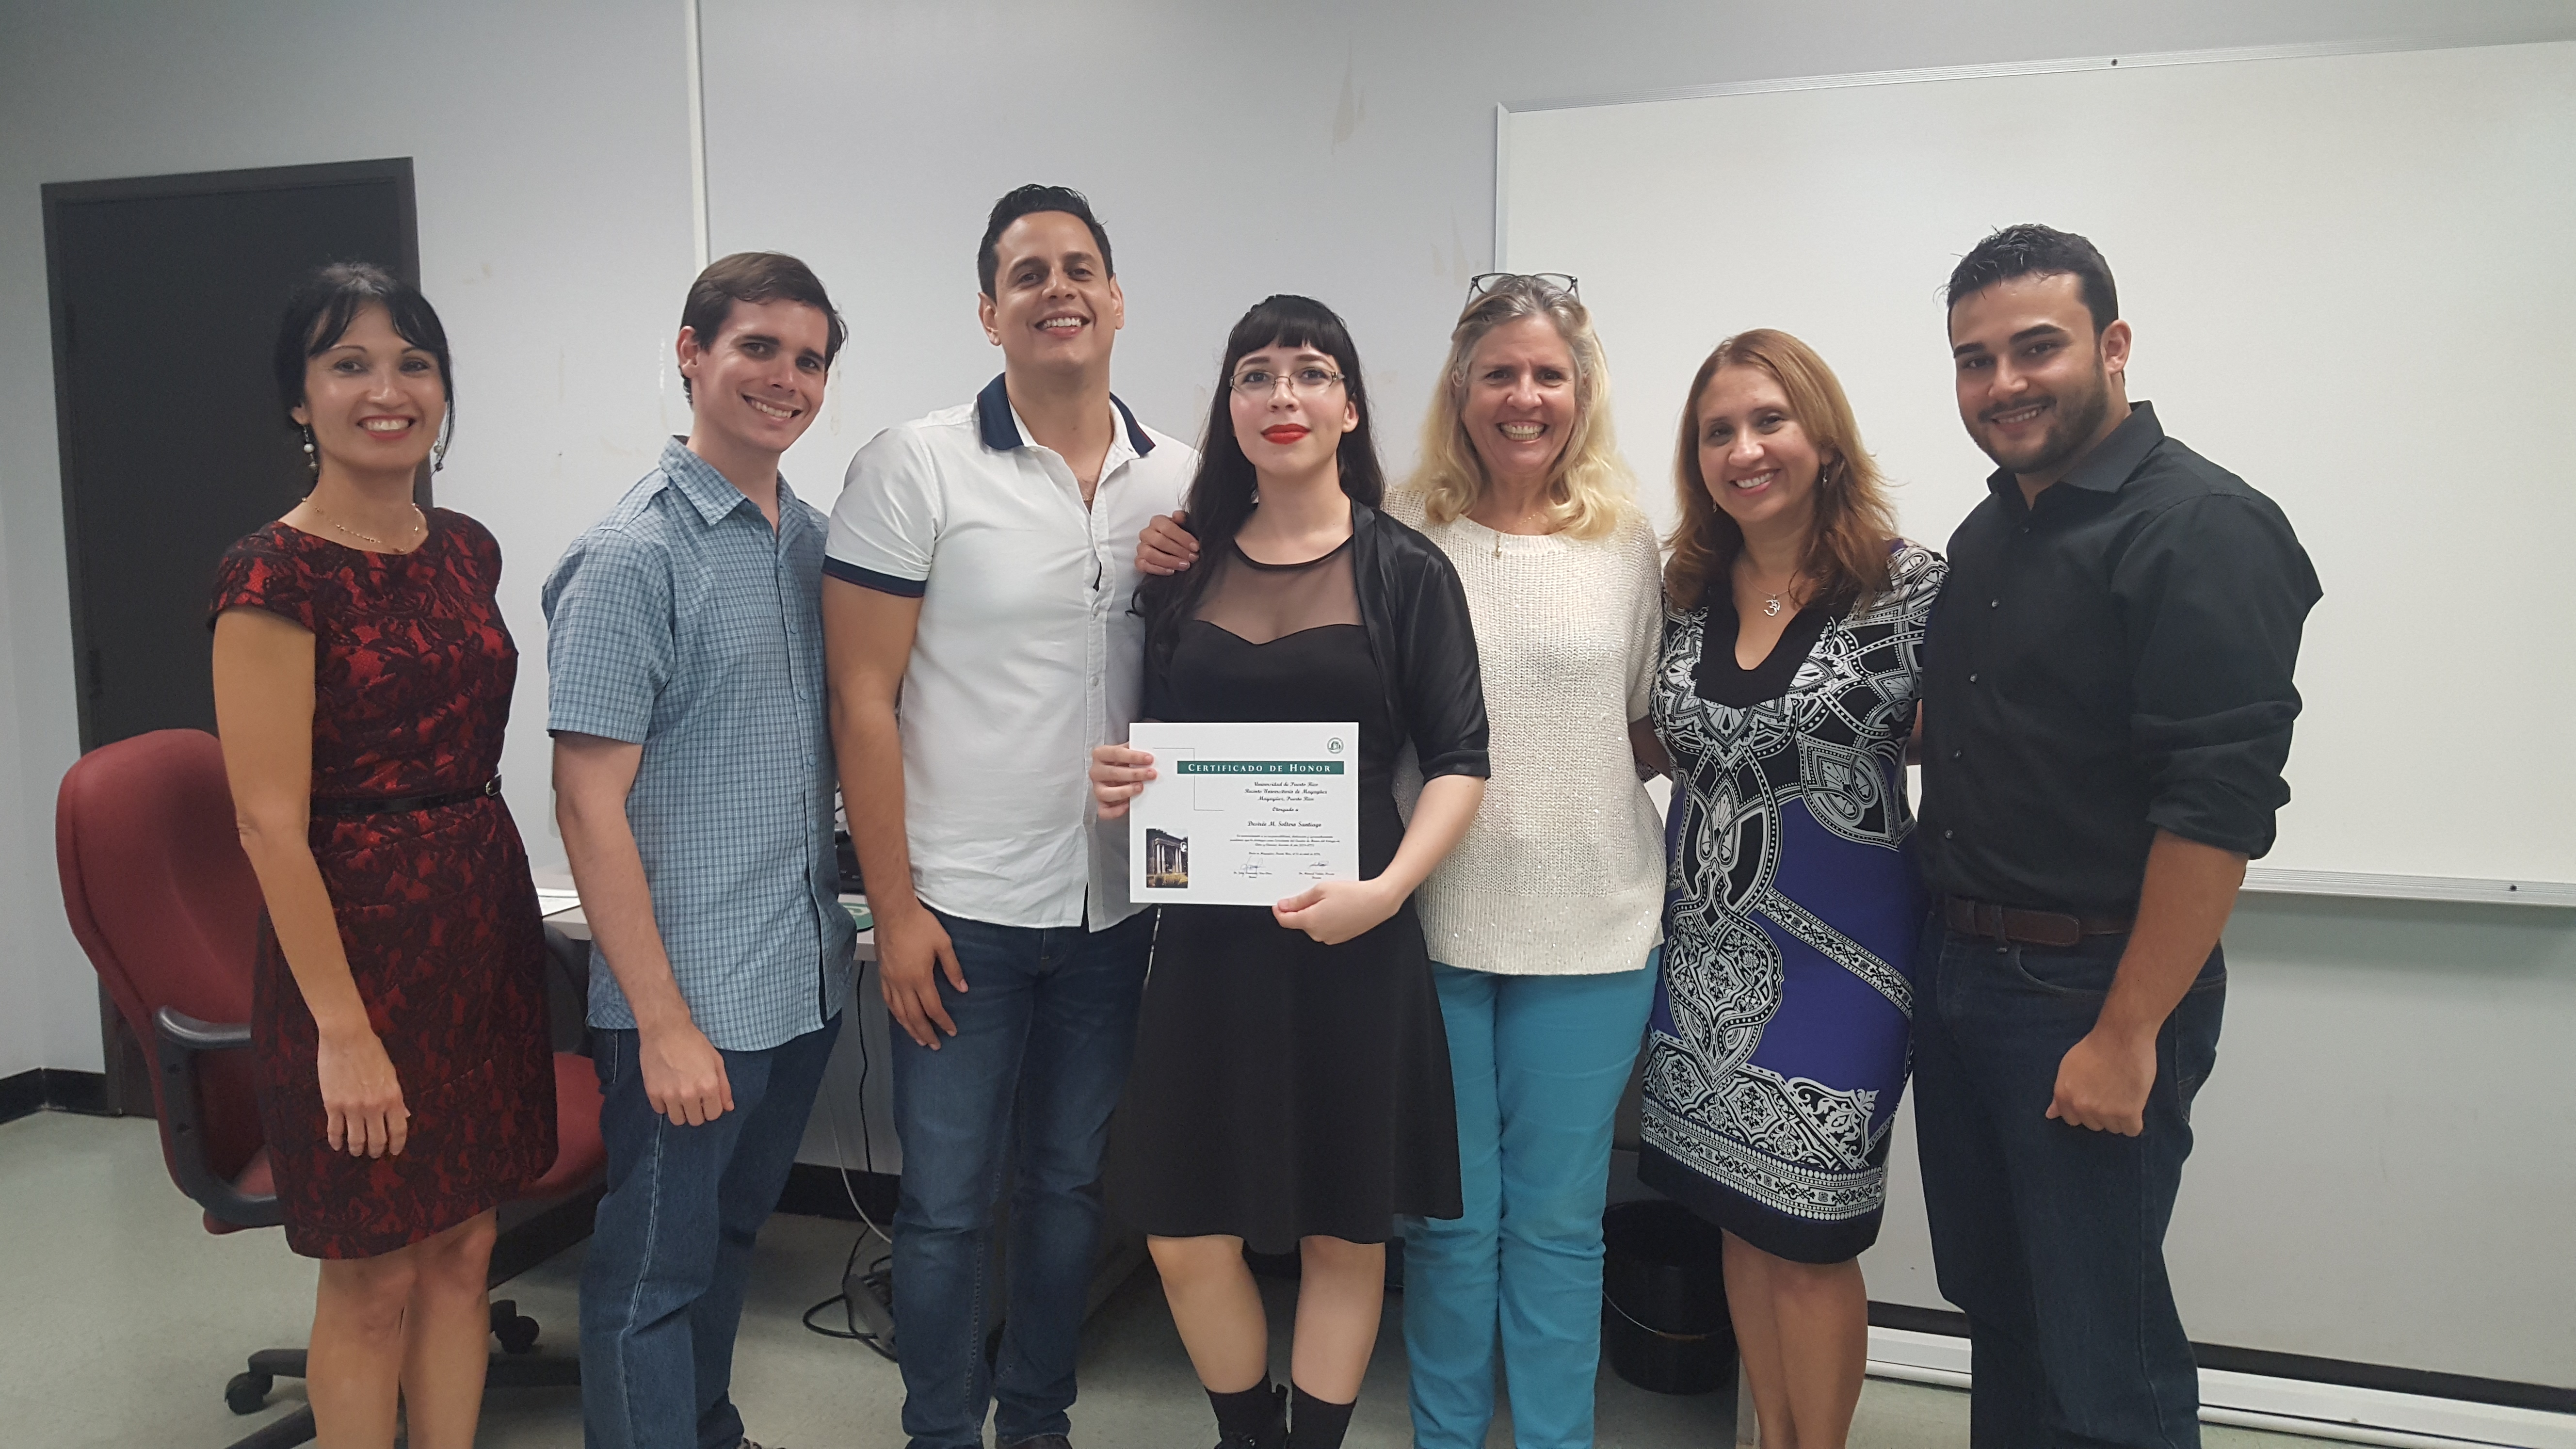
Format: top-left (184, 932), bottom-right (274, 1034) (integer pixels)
top-left (0, 1110), bottom-right (2333, 1448)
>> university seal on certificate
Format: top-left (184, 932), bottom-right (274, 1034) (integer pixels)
top-left (1127, 721), bottom-right (1361, 906)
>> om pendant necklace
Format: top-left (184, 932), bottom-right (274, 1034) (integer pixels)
top-left (1745, 562), bottom-right (1802, 617)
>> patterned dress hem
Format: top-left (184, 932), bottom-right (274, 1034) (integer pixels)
top-left (1637, 1142), bottom-right (1884, 1265)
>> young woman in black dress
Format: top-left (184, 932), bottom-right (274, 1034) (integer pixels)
top-left (1090, 295), bottom-right (1489, 1449)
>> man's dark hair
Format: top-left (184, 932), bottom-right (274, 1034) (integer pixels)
top-left (1946, 224), bottom-right (2119, 332)
top-left (978, 184), bottom-right (1114, 298)
top-left (679, 251), bottom-right (847, 399)
top-left (273, 261), bottom-right (452, 425)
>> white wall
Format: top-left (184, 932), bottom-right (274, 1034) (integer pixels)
top-left (0, 0), bottom-right (702, 1077)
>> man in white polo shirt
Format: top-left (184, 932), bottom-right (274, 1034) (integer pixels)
top-left (823, 184), bottom-right (1194, 1449)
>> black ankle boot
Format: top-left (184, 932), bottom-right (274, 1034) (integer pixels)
top-left (1209, 1381), bottom-right (1288, 1449)
top-left (1288, 1384), bottom-right (1355, 1449)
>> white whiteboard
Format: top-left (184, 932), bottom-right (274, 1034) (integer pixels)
top-left (1501, 42), bottom-right (2576, 889)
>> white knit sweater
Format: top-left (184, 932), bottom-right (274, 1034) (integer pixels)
top-left (1390, 489), bottom-right (1668, 976)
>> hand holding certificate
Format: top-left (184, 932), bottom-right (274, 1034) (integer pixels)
top-left (1103, 721), bottom-right (1363, 910)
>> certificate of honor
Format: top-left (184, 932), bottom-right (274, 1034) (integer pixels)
top-left (1127, 721), bottom-right (1362, 907)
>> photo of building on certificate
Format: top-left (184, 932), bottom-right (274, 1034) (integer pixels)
top-left (1144, 828), bottom-right (1190, 889)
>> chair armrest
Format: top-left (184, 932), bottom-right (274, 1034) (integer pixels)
top-left (542, 924), bottom-right (593, 1055)
top-left (155, 1008), bottom-right (249, 1053)
top-left (151, 1006), bottom-right (284, 1230)
top-left (542, 924), bottom-right (589, 995)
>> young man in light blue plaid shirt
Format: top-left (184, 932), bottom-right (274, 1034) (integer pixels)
top-left (545, 252), bottom-right (858, 1449)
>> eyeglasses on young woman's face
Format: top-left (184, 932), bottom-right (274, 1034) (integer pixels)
top-left (1229, 363), bottom-right (1345, 397)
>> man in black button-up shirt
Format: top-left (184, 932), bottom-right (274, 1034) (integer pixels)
top-left (1912, 225), bottom-right (2319, 1449)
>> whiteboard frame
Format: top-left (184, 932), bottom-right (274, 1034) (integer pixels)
top-left (1493, 39), bottom-right (2576, 911)
top-left (1498, 33), bottom-right (2541, 119)
top-left (2241, 869), bottom-right (2576, 909)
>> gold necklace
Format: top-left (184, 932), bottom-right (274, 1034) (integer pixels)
top-left (1485, 499), bottom-right (1555, 558)
top-left (311, 501), bottom-right (425, 550)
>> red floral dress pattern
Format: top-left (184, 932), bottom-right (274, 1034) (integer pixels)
top-left (210, 511), bottom-right (555, 1259)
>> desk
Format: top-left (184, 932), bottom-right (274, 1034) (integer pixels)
top-left (538, 894), bottom-right (875, 963)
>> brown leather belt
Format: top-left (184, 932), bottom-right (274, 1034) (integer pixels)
top-left (1941, 895), bottom-right (2133, 949)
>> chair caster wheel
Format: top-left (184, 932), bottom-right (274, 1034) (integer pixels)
top-left (496, 1313), bottom-right (541, 1355)
top-left (225, 1370), bottom-right (273, 1415)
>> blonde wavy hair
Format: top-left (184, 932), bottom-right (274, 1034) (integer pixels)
top-left (1665, 328), bottom-right (1900, 613)
top-left (1406, 275), bottom-right (1633, 540)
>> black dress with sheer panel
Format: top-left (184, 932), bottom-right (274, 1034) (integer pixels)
top-left (1107, 537), bottom-right (1463, 1253)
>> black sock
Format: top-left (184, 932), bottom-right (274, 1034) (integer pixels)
top-left (1208, 1378), bottom-right (1278, 1442)
top-left (1290, 1384), bottom-right (1355, 1449)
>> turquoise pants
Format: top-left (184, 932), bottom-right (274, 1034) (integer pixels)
top-left (1403, 957), bottom-right (1658, 1449)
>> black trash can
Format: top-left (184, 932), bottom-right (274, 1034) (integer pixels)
top-left (1601, 1199), bottom-right (1736, 1395)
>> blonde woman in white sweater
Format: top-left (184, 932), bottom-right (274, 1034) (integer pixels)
top-left (1139, 275), bottom-right (1665, 1449)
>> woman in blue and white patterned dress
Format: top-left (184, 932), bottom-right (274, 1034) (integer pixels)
top-left (1643, 329), bottom-right (1944, 1449)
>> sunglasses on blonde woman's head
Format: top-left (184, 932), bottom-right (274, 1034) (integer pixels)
top-left (1466, 272), bottom-right (1579, 301)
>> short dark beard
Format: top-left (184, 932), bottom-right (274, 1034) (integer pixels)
top-left (1975, 355), bottom-right (2111, 480)
top-left (2009, 361), bottom-right (2112, 479)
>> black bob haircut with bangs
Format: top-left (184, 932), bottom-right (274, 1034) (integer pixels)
top-left (1138, 293), bottom-right (1384, 647)
top-left (272, 261), bottom-right (451, 426)
top-left (1945, 223), bottom-right (2120, 333)
top-left (978, 183), bottom-right (1115, 297)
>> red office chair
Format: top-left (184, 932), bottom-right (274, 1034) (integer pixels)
top-left (56, 728), bottom-right (603, 1449)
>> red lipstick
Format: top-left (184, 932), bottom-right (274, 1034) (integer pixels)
top-left (1262, 425), bottom-right (1309, 444)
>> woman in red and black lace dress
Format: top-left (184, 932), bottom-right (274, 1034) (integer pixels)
top-left (209, 263), bottom-right (553, 1449)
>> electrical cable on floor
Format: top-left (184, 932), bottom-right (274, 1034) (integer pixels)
top-left (802, 950), bottom-right (897, 1361)
top-left (800, 1229), bottom-right (894, 1361)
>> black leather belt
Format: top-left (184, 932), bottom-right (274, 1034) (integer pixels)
top-left (311, 776), bottom-right (501, 818)
top-left (1942, 894), bottom-right (2133, 949)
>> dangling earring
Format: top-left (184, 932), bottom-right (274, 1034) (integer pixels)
top-left (300, 424), bottom-right (319, 478)
top-left (432, 413), bottom-right (452, 473)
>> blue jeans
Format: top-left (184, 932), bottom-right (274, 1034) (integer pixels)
top-left (890, 906), bottom-right (1154, 1449)
top-left (581, 1013), bottom-right (842, 1449)
top-left (1912, 919), bottom-right (2225, 1449)
top-left (1403, 959), bottom-right (1658, 1449)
